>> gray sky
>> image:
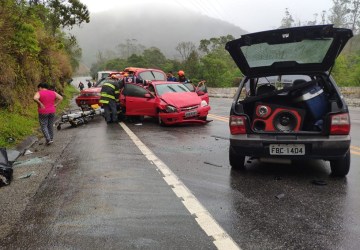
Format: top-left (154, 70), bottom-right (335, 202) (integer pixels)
top-left (80, 0), bottom-right (334, 32)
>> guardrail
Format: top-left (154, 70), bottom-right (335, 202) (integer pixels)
top-left (208, 87), bottom-right (360, 107)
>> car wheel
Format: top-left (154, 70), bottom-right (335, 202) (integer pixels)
top-left (200, 116), bottom-right (207, 121)
top-left (229, 146), bottom-right (246, 170)
top-left (330, 150), bottom-right (350, 177)
top-left (157, 111), bottom-right (165, 126)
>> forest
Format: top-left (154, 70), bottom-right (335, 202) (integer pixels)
top-left (1, 0), bottom-right (360, 147)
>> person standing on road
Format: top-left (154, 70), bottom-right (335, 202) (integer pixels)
top-left (78, 81), bottom-right (84, 91)
top-left (122, 73), bottom-right (151, 86)
top-left (99, 76), bottom-right (120, 124)
top-left (87, 80), bottom-right (92, 88)
top-left (177, 70), bottom-right (191, 83)
top-left (167, 71), bottom-right (177, 81)
top-left (34, 82), bottom-right (63, 145)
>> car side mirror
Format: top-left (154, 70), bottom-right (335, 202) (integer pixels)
top-left (144, 93), bottom-right (153, 98)
top-left (197, 91), bottom-right (205, 96)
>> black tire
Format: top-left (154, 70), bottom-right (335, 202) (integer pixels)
top-left (200, 116), bottom-right (207, 121)
top-left (157, 111), bottom-right (165, 126)
top-left (330, 150), bottom-right (351, 177)
top-left (56, 125), bottom-right (61, 130)
top-left (229, 146), bottom-right (246, 170)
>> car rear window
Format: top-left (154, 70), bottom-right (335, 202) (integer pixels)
top-left (241, 39), bottom-right (333, 68)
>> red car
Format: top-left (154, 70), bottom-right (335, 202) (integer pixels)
top-left (75, 78), bottom-right (112, 109)
top-left (120, 81), bottom-right (211, 125)
top-left (75, 68), bottom-right (166, 108)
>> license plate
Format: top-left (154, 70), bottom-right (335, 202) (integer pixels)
top-left (185, 110), bottom-right (198, 117)
top-left (269, 144), bottom-right (305, 155)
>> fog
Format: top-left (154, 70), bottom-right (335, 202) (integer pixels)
top-left (70, 2), bottom-right (246, 66)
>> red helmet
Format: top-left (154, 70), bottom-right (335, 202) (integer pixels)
top-left (178, 70), bottom-right (185, 76)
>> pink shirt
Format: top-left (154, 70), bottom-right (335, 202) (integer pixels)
top-left (38, 90), bottom-right (56, 114)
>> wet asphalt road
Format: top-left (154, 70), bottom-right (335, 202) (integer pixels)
top-left (1, 78), bottom-right (360, 249)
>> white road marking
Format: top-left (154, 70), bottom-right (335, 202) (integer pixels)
top-left (119, 122), bottom-right (241, 250)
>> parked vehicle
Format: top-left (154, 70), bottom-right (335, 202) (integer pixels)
top-left (120, 81), bottom-right (211, 125)
top-left (75, 77), bottom-right (119, 109)
top-left (96, 71), bottom-right (117, 81)
top-left (225, 25), bottom-right (353, 176)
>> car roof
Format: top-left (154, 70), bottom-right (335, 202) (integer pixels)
top-left (225, 25), bottom-right (353, 77)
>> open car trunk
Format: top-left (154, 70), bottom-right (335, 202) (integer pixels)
top-left (234, 73), bottom-right (348, 134)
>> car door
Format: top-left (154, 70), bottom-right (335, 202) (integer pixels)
top-left (122, 83), bottom-right (157, 116)
top-left (195, 81), bottom-right (209, 104)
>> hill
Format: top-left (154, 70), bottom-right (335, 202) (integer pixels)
top-left (70, 2), bottom-right (247, 67)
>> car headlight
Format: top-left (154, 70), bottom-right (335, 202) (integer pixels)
top-left (165, 105), bottom-right (177, 113)
top-left (201, 100), bottom-right (208, 107)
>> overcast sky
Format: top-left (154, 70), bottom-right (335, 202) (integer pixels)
top-left (80, 0), bottom-right (334, 32)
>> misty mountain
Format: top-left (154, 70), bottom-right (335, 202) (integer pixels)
top-left (70, 2), bottom-right (247, 67)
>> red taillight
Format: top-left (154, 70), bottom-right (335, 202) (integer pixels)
top-left (229, 115), bottom-right (247, 134)
top-left (330, 113), bottom-right (350, 135)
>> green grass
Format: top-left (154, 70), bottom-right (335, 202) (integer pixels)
top-left (0, 84), bottom-right (78, 148)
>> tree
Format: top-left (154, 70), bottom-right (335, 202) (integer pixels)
top-left (117, 39), bottom-right (146, 59)
top-left (175, 41), bottom-right (196, 62)
top-left (32, 0), bottom-right (90, 35)
top-left (328, 0), bottom-right (350, 28)
top-left (348, 0), bottom-right (360, 33)
top-left (280, 8), bottom-right (295, 28)
top-left (142, 47), bottom-right (167, 69)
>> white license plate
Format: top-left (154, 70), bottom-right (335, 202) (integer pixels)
top-left (269, 144), bottom-right (305, 155)
top-left (185, 110), bottom-right (198, 117)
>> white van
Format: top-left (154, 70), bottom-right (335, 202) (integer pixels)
top-left (97, 71), bottom-right (115, 81)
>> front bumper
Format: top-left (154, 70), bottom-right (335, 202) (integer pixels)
top-left (159, 106), bottom-right (211, 125)
top-left (230, 134), bottom-right (351, 160)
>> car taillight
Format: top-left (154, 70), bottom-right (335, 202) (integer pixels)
top-left (229, 115), bottom-right (247, 135)
top-left (330, 113), bottom-right (350, 135)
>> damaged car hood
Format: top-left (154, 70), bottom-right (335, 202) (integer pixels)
top-left (160, 92), bottom-right (201, 107)
top-left (225, 25), bottom-right (353, 77)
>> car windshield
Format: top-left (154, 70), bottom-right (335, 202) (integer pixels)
top-left (241, 38), bottom-right (333, 68)
top-left (155, 83), bottom-right (190, 96)
top-left (138, 71), bottom-right (166, 81)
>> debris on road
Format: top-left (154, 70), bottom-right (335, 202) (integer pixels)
top-left (204, 161), bottom-right (222, 168)
top-left (17, 171), bottom-right (36, 179)
top-left (0, 148), bottom-right (13, 187)
top-left (275, 193), bottom-right (285, 199)
top-left (311, 179), bottom-right (327, 186)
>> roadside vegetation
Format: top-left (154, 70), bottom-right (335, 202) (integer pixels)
top-left (1, 0), bottom-right (360, 148)
top-left (0, 0), bottom-right (88, 147)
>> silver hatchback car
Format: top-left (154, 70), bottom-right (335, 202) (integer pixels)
top-left (226, 25), bottom-right (353, 177)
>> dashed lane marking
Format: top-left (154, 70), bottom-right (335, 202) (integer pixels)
top-left (119, 122), bottom-right (241, 250)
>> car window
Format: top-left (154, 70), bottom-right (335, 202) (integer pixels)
top-left (155, 83), bottom-right (190, 96)
top-left (197, 83), bottom-right (207, 93)
top-left (240, 39), bottom-right (333, 68)
top-left (183, 83), bottom-right (195, 92)
top-left (138, 71), bottom-right (166, 81)
top-left (123, 84), bottom-right (148, 97)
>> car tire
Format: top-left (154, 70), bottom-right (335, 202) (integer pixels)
top-left (157, 111), bottom-right (165, 126)
top-left (229, 146), bottom-right (246, 170)
top-left (330, 150), bottom-right (350, 177)
top-left (200, 116), bottom-right (207, 121)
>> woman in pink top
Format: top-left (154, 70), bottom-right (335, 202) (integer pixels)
top-left (34, 83), bottom-right (63, 145)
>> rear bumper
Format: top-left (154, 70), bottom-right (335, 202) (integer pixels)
top-left (75, 97), bottom-right (100, 107)
top-left (230, 134), bottom-right (351, 160)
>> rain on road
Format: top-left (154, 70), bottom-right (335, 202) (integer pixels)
top-left (1, 79), bottom-right (360, 249)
